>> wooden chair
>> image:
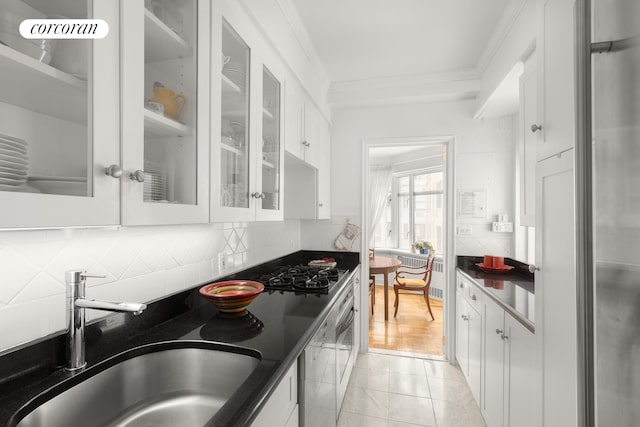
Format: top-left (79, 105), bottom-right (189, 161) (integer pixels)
top-left (393, 254), bottom-right (436, 320)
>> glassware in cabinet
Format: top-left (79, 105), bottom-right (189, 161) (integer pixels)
top-left (0, 0), bottom-right (120, 227)
top-left (260, 66), bottom-right (281, 213)
top-left (220, 20), bottom-right (250, 209)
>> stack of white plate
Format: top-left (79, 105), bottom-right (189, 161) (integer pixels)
top-left (0, 133), bottom-right (28, 192)
top-left (143, 169), bottom-right (165, 202)
top-left (223, 62), bottom-right (247, 90)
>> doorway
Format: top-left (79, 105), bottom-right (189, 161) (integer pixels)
top-left (360, 137), bottom-right (456, 361)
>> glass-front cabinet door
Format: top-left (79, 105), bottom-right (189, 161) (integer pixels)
top-left (212, 4), bottom-right (284, 222)
top-left (219, 20), bottom-right (250, 212)
top-left (0, 0), bottom-right (119, 227)
top-left (121, 0), bottom-right (209, 225)
top-left (256, 63), bottom-right (284, 221)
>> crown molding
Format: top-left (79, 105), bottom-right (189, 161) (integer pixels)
top-left (271, 0), bottom-right (331, 89)
top-left (328, 69), bottom-right (481, 109)
top-left (475, 0), bottom-right (529, 76)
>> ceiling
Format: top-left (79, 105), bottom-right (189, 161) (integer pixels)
top-left (290, 0), bottom-right (511, 84)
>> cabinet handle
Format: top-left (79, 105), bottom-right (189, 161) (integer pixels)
top-left (105, 165), bottom-right (123, 178)
top-left (461, 314), bottom-right (468, 321)
top-left (471, 294), bottom-right (477, 301)
top-left (528, 264), bottom-right (539, 273)
top-left (501, 334), bottom-right (509, 340)
top-left (459, 283), bottom-right (464, 289)
top-left (302, 140), bottom-right (310, 147)
top-left (251, 192), bottom-right (264, 199)
top-left (495, 328), bottom-right (503, 335)
top-left (129, 170), bottom-right (145, 183)
top-left (531, 124), bottom-right (543, 133)
top-left (318, 203), bottom-right (324, 207)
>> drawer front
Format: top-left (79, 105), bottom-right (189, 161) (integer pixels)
top-left (457, 274), bottom-right (469, 295)
top-left (466, 283), bottom-right (482, 312)
top-left (456, 272), bottom-right (482, 312)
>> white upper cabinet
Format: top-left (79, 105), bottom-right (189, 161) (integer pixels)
top-left (0, 0), bottom-right (120, 228)
top-left (284, 78), bottom-right (332, 220)
top-left (316, 117), bottom-right (331, 219)
top-left (257, 63), bottom-right (285, 221)
top-left (284, 83), bottom-right (305, 161)
top-left (211, 1), bottom-right (285, 222)
top-left (536, 0), bottom-right (576, 161)
top-left (121, 0), bottom-right (210, 226)
top-left (518, 53), bottom-right (537, 226)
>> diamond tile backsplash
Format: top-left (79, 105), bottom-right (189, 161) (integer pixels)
top-left (0, 221), bottom-right (301, 354)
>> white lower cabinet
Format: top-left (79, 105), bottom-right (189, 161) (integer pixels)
top-left (481, 298), bottom-right (536, 427)
top-left (482, 299), bottom-right (506, 427)
top-left (251, 361), bottom-right (298, 427)
top-left (456, 293), bottom-right (482, 405)
top-left (504, 315), bottom-right (536, 427)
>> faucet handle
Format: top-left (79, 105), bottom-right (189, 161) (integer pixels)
top-left (81, 272), bottom-right (107, 279)
top-left (65, 270), bottom-right (106, 285)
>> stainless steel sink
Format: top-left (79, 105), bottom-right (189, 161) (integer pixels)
top-left (12, 341), bottom-right (261, 427)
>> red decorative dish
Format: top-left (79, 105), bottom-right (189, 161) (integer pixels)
top-left (199, 280), bottom-right (265, 314)
top-left (475, 263), bottom-right (514, 274)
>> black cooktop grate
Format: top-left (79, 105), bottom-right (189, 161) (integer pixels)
top-left (256, 264), bottom-right (343, 293)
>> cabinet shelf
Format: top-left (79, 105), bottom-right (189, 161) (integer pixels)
top-left (0, 43), bottom-right (87, 124)
top-left (222, 74), bottom-right (242, 94)
top-left (221, 141), bottom-right (244, 156)
top-left (144, 109), bottom-right (191, 137)
top-left (144, 9), bottom-right (191, 63)
top-left (262, 159), bottom-right (275, 169)
top-left (263, 108), bottom-right (274, 121)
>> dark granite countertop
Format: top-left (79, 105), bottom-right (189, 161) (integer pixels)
top-left (0, 250), bottom-right (360, 427)
top-left (456, 256), bottom-right (535, 332)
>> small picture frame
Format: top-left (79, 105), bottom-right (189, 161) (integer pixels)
top-left (457, 189), bottom-right (487, 218)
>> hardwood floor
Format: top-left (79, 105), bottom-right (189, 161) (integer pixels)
top-left (368, 284), bottom-right (444, 356)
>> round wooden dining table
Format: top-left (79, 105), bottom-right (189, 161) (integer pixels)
top-left (369, 255), bottom-right (402, 320)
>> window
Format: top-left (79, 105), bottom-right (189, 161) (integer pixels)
top-left (374, 169), bottom-right (444, 253)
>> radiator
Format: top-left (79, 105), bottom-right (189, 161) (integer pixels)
top-left (396, 254), bottom-right (444, 301)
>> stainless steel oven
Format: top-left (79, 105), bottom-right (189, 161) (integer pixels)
top-left (335, 274), bottom-right (356, 415)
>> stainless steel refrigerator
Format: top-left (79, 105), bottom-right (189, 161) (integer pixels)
top-left (590, 0), bottom-right (640, 425)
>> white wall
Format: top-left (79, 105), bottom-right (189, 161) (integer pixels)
top-left (0, 220), bottom-right (300, 354)
top-left (475, 0), bottom-right (536, 115)
top-left (301, 100), bottom-right (516, 257)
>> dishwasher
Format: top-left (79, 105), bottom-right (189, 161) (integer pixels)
top-left (299, 274), bottom-right (356, 426)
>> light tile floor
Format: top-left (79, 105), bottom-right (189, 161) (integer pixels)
top-left (337, 352), bottom-right (487, 427)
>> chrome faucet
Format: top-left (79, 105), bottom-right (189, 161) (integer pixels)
top-left (66, 270), bottom-right (147, 371)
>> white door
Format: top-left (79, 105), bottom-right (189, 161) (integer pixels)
top-left (504, 316), bottom-right (536, 427)
top-left (0, 0), bottom-right (120, 228)
top-left (121, 0), bottom-right (210, 225)
top-left (467, 304), bottom-right (482, 405)
top-left (455, 293), bottom-right (469, 376)
top-left (255, 56), bottom-right (285, 221)
top-left (519, 55), bottom-right (537, 226)
top-left (482, 300), bottom-right (505, 427)
top-left (535, 149), bottom-right (577, 427)
top-left (536, 0), bottom-right (576, 161)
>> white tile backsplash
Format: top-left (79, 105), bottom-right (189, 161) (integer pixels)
top-left (0, 220), bottom-right (301, 353)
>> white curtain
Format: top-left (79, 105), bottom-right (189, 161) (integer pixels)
top-left (368, 164), bottom-right (393, 246)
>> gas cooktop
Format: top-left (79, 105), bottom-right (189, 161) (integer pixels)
top-left (254, 264), bottom-right (346, 294)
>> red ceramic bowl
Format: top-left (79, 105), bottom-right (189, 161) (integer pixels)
top-left (199, 280), bottom-right (265, 314)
